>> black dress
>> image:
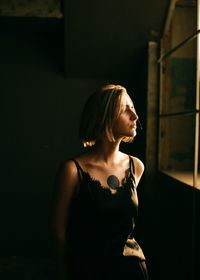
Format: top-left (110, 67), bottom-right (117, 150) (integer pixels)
top-left (66, 156), bottom-right (149, 280)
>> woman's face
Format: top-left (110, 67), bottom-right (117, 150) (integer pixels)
top-left (112, 93), bottom-right (138, 140)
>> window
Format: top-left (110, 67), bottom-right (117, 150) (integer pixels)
top-left (158, 0), bottom-right (200, 189)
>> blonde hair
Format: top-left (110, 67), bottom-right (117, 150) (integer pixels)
top-left (79, 84), bottom-right (134, 147)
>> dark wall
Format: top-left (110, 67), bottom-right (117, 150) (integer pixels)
top-left (0, 17), bottom-right (147, 255)
top-left (0, 18), bottom-right (105, 255)
top-left (63, 0), bottom-right (168, 79)
top-left (1, 6), bottom-right (199, 280)
top-left (136, 171), bottom-right (200, 280)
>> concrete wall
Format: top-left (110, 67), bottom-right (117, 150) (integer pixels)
top-left (0, 17), bottom-right (147, 255)
top-left (0, 4), bottom-right (200, 280)
top-left (0, 18), bottom-right (105, 255)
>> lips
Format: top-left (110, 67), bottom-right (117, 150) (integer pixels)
top-left (130, 124), bottom-right (137, 129)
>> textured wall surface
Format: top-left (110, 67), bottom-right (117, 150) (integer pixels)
top-left (0, 0), bottom-right (62, 18)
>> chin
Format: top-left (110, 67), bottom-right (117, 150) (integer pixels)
top-left (130, 129), bottom-right (137, 137)
top-left (131, 131), bottom-right (137, 138)
top-left (125, 131), bottom-right (136, 138)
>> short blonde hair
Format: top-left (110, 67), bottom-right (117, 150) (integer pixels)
top-left (79, 84), bottom-right (134, 147)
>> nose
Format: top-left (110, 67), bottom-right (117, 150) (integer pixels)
top-left (130, 110), bottom-right (138, 121)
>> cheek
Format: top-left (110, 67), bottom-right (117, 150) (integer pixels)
top-left (113, 116), bottom-right (123, 127)
top-left (112, 116), bottom-right (126, 132)
top-left (112, 120), bottom-right (120, 135)
top-left (116, 115), bottom-right (127, 126)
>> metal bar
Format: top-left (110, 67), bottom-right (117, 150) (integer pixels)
top-left (163, 0), bottom-right (176, 36)
top-left (146, 42), bottom-right (159, 179)
top-left (159, 109), bottom-right (200, 118)
top-left (191, 2), bottom-right (200, 279)
top-left (158, 38), bottom-right (164, 171)
top-left (194, 0), bottom-right (200, 189)
top-left (158, 29), bottom-right (200, 63)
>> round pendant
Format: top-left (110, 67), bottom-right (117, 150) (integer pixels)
top-left (107, 175), bottom-right (120, 190)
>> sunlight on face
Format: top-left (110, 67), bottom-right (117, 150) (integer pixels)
top-left (119, 93), bottom-right (136, 115)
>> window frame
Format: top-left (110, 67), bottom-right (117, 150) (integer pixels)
top-left (158, 0), bottom-right (200, 189)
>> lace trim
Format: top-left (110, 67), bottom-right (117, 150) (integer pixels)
top-left (81, 170), bottom-right (136, 197)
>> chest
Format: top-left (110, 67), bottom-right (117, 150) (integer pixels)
top-left (81, 164), bottom-right (131, 191)
top-left (78, 174), bottom-right (139, 218)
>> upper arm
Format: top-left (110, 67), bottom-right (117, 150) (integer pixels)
top-left (131, 156), bottom-right (144, 187)
top-left (52, 160), bottom-right (79, 243)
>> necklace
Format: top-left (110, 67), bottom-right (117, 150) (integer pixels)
top-left (107, 175), bottom-right (120, 190)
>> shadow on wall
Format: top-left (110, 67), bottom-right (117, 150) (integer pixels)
top-left (0, 256), bottom-right (56, 280)
top-left (137, 172), bottom-right (200, 280)
top-left (0, 17), bottom-right (147, 260)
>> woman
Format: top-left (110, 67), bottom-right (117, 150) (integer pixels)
top-left (52, 84), bottom-right (149, 280)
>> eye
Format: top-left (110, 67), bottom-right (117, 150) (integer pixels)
top-left (128, 106), bottom-right (134, 113)
top-left (123, 106), bottom-right (132, 114)
top-left (121, 104), bottom-right (135, 114)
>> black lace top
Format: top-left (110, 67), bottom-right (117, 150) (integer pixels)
top-left (66, 156), bottom-right (145, 261)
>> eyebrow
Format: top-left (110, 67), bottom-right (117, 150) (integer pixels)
top-left (125, 104), bottom-right (135, 110)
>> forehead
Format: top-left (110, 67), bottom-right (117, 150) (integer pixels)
top-left (120, 93), bottom-right (134, 107)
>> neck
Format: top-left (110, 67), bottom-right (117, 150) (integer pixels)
top-left (91, 137), bottom-right (122, 164)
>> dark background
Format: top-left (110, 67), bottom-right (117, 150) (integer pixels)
top-left (0, 1), bottom-right (199, 279)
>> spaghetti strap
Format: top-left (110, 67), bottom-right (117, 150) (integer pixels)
top-left (70, 159), bottom-right (84, 184)
top-left (129, 156), bottom-right (136, 185)
top-left (129, 156), bottom-right (135, 174)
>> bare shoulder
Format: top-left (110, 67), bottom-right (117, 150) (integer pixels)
top-left (130, 156), bottom-right (145, 186)
top-left (55, 159), bottom-right (79, 193)
top-left (131, 156), bottom-right (144, 172)
top-left (59, 159), bottom-right (78, 178)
